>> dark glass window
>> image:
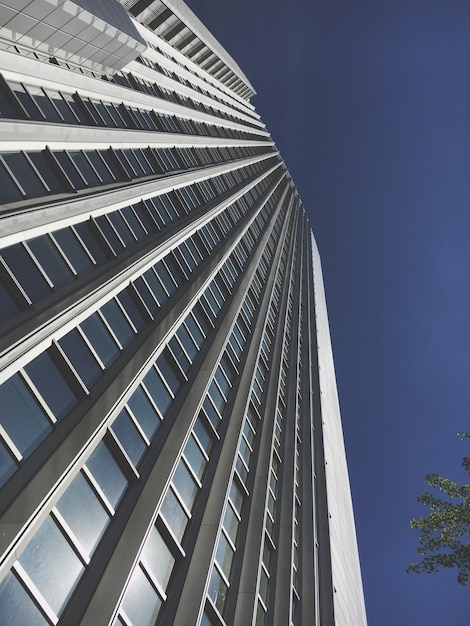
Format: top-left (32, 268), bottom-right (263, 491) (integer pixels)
top-left (108, 212), bottom-right (136, 247)
top-left (80, 313), bottom-right (120, 367)
top-left (68, 151), bottom-right (100, 186)
top-left (86, 151), bottom-right (115, 184)
top-left (117, 290), bottom-right (147, 330)
top-left (121, 207), bottom-right (146, 240)
top-left (27, 236), bottom-right (74, 290)
top-left (173, 461), bottom-right (198, 510)
top-left (25, 351), bottom-right (78, 420)
top-left (0, 280), bottom-right (20, 323)
top-left (168, 336), bottom-right (191, 374)
top-left (28, 151), bottom-right (66, 194)
top-left (54, 152), bottom-right (86, 189)
top-left (183, 435), bottom-right (206, 480)
top-left (143, 268), bottom-right (167, 305)
top-left (155, 261), bottom-right (177, 295)
top-left (133, 277), bottom-right (158, 315)
top-left (1, 244), bottom-right (51, 302)
top-left (156, 350), bottom-right (181, 395)
top-left (0, 157), bottom-right (23, 202)
top-left (143, 368), bottom-right (172, 417)
top-left (0, 440), bottom-right (16, 487)
top-left (176, 325), bottom-right (198, 361)
top-left (127, 387), bottom-right (160, 440)
top-left (95, 215), bottom-right (125, 254)
top-left (111, 409), bottom-right (146, 466)
top-left (59, 329), bottom-right (102, 387)
top-left (53, 228), bottom-right (94, 276)
top-left (3, 152), bottom-right (46, 197)
top-left (9, 82), bottom-right (43, 119)
top-left (0, 373), bottom-right (52, 456)
top-left (101, 299), bottom-right (135, 348)
top-left (47, 91), bottom-right (78, 124)
top-left (86, 441), bottom-right (127, 508)
top-left (74, 222), bottom-right (109, 263)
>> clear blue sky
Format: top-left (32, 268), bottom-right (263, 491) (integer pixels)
top-left (187, 1), bottom-right (470, 624)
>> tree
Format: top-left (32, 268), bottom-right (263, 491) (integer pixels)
top-left (407, 433), bottom-right (470, 585)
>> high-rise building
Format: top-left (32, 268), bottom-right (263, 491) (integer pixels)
top-left (0, 1), bottom-right (367, 624)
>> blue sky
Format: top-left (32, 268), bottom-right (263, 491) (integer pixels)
top-left (187, 1), bottom-right (470, 624)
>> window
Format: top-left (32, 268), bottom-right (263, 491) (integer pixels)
top-left (55, 472), bottom-right (109, 556)
top-left (18, 516), bottom-right (84, 615)
top-left (85, 441), bottom-right (127, 509)
top-left (0, 373), bottom-right (52, 457)
top-left (24, 351), bottom-right (78, 421)
top-left (111, 409), bottom-right (146, 466)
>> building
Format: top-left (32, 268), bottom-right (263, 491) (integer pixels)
top-left (0, 1), bottom-right (367, 624)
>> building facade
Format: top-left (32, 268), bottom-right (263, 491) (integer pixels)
top-left (0, 1), bottom-right (367, 625)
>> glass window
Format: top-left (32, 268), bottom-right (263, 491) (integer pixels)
top-left (208, 382), bottom-right (225, 414)
top-left (86, 151), bottom-right (115, 184)
top-left (68, 151), bottom-right (100, 186)
top-left (25, 351), bottom-right (78, 420)
top-left (0, 373), bottom-right (52, 456)
top-left (53, 228), bottom-right (94, 276)
top-left (208, 568), bottom-right (228, 614)
top-left (121, 207), bottom-right (146, 240)
top-left (229, 481), bottom-right (244, 515)
top-left (29, 86), bottom-right (61, 122)
top-left (1, 244), bottom-right (51, 302)
top-left (143, 268), bottom-right (167, 305)
top-left (54, 151), bottom-right (87, 189)
top-left (0, 280), bottom-right (20, 324)
top-left (95, 216), bottom-right (125, 254)
top-left (156, 350), bottom-right (181, 395)
top-left (216, 533), bottom-right (234, 580)
top-left (128, 387), bottom-right (160, 441)
top-left (183, 435), bottom-right (206, 480)
top-left (160, 488), bottom-right (188, 542)
top-left (176, 325), bottom-right (198, 361)
top-left (193, 418), bottom-right (212, 455)
top-left (73, 222), bottom-right (109, 264)
top-left (108, 212), bottom-right (136, 247)
top-left (172, 461), bottom-right (198, 510)
top-left (27, 236), bottom-right (74, 290)
top-left (18, 516), bottom-right (84, 615)
top-left (223, 503), bottom-right (239, 544)
top-left (141, 527), bottom-right (175, 591)
top-left (0, 441), bottom-right (16, 487)
top-left (86, 441), bottom-right (127, 508)
top-left (0, 572), bottom-right (48, 626)
top-left (28, 151), bottom-right (66, 195)
top-left (80, 313), bottom-right (120, 367)
top-left (184, 316), bottom-right (204, 349)
top-left (155, 262), bottom-right (177, 296)
top-left (121, 566), bottom-right (161, 626)
top-left (47, 90), bottom-right (78, 124)
top-left (59, 329), bottom-right (102, 388)
top-left (3, 152), bottom-right (46, 198)
top-left (117, 290), bottom-right (146, 330)
top-left (202, 397), bottom-right (220, 430)
top-left (56, 472), bottom-right (109, 556)
top-left (101, 299), bottom-right (135, 348)
top-left (111, 409), bottom-right (146, 466)
top-left (143, 368), bottom-right (172, 417)
top-left (168, 337), bottom-right (191, 374)
top-left (134, 202), bottom-right (158, 234)
top-left (0, 158), bottom-right (23, 202)
top-left (133, 277), bottom-right (158, 315)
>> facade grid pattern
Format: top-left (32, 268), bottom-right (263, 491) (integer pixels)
top-left (0, 1), bottom-right (367, 626)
